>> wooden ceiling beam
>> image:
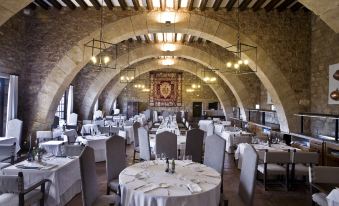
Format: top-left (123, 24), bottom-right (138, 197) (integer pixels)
top-left (89, 0), bottom-right (101, 10)
top-left (197, 37), bottom-right (203, 43)
top-left (136, 36), bottom-right (142, 42)
top-left (181, 34), bottom-right (186, 43)
top-left (132, 0), bottom-right (141, 10)
top-left (118, 0), bottom-right (128, 10)
top-left (74, 0), bottom-right (88, 9)
top-left (61, 0), bottom-right (76, 10)
top-left (239, 0), bottom-right (252, 11)
top-left (146, 0), bottom-right (154, 10)
top-left (212, 0), bottom-right (222, 11)
top-left (47, 0), bottom-right (62, 10)
top-left (276, 0), bottom-right (295, 12)
top-left (104, 0), bottom-right (114, 9)
top-left (188, 35), bottom-right (194, 43)
top-left (252, 0), bottom-right (266, 11)
top-left (144, 35), bottom-right (151, 43)
top-left (264, 0), bottom-right (281, 12)
top-left (200, 0), bottom-right (208, 11)
top-left (35, 0), bottom-right (50, 10)
top-left (290, 2), bottom-right (302, 12)
top-left (174, 0), bottom-right (181, 10)
top-left (187, 0), bottom-right (194, 11)
top-left (226, 0), bottom-right (236, 11)
top-left (160, 0), bottom-right (166, 11)
top-left (153, 33), bottom-right (158, 43)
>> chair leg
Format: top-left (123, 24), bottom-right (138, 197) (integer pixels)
top-left (264, 172), bottom-right (267, 191)
top-left (107, 186), bottom-right (110, 195)
top-left (133, 150), bottom-right (136, 163)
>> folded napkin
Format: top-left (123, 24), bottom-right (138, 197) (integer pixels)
top-left (138, 183), bottom-right (159, 193)
top-left (187, 183), bottom-right (202, 193)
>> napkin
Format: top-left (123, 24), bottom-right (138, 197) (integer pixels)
top-left (187, 183), bottom-right (202, 193)
top-left (138, 183), bottom-right (159, 192)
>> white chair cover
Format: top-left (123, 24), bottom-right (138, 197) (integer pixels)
top-left (5, 119), bottom-right (22, 153)
top-left (93, 110), bottom-right (103, 120)
top-left (68, 113), bottom-right (78, 126)
top-left (113, 109), bottom-right (120, 115)
top-left (36, 131), bottom-right (53, 143)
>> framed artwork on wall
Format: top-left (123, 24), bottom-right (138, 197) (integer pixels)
top-left (329, 63), bottom-right (339, 104)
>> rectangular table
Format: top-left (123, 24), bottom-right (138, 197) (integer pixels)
top-left (76, 135), bottom-right (110, 162)
top-left (0, 137), bottom-right (19, 153)
top-left (3, 157), bottom-right (81, 206)
top-left (39, 141), bottom-right (65, 156)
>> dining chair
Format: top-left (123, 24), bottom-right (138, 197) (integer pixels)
top-left (138, 127), bottom-right (154, 161)
top-left (64, 129), bottom-right (77, 144)
top-left (156, 131), bottom-right (177, 159)
top-left (65, 125), bottom-right (77, 131)
top-left (105, 116), bottom-right (113, 121)
top-left (185, 129), bottom-right (204, 163)
top-left (93, 110), bottom-right (103, 120)
top-left (36, 131), bottom-right (53, 144)
top-left (64, 144), bottom-right (85, 156)
top-left (82, 120), bottom-right (92, 125)
top-left (133, 122), bottom-right (141, 162)
top-left (206, 123), bottom-right (214, 137)
top-left (0, 172), bottom-right (51, 206)
top-left (79, 146), bottom-right (120, 206)
top-left (106, 135), bottom-right (126, 195)
top-left (0, 142), bottom-right (16, 164)
top-left (309, 166), bottom-right (339, 206)
top-left (226, 145), bottom-right (258, 206)
top-left (290, 150), bottom-right (319, 187)
top-left (94, 120), bottom-right (105, 127)
top-left (98, 126), bottom-right (110, 135)
top-left (5, 119), bottom-right (23, 154)
top-left (257, 150), bottom-right (291, 191)
top-left (68, 113), bottom-right (78, 126)
top-left (204, 134), bottom-right (226, 194)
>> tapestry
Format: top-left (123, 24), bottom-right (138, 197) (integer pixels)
top-left (149, 72), bottom-right (182, 107)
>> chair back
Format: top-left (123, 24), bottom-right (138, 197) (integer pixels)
top-left (64, 129), bottom-right (77, 144)
top-left (79, 146), bottom-right (100, 206)
top-left (66, 125), bottom-right (77, 130)
top-left (239, 145), bottom-right (258, 206)
top-left (176, 112), bottom-right (182, 123)
top-left (0, 172), bottom-right (23, 193)
top-left (203, 134), bottom-right (226, 175)
top-left (309, 166), bottom-right (339, 184)
top-left (133, 122), bottom-right (141, 148)
top-left (264, 150), bottom-right (290, 164)
top-left (206, 123), bottom-right (214, 137)
top-left (0, 142), bottom-right (16, 164)
top-left (94, 120), bottom-right (105, 127)
top-left (64, 144), bottom-right (84, 156)
top-left (52, 116), bottom-right (59, 129)
top-left (185, 129), bottom-right (204, 163)
top-left (153, 111), bottom-right (158, 122)
top-left (106, 135), bottom-right (126, 182)
top-left (162, 111), bottom-right (169, 118)
top-left (5, 119), bottom-right (23, 148)
top-left (98, 126), bottom-right (110, 135)
top-left (155, 131), bottom-right (177, 159)
top-left (68, 113), bottom-right (78, 126)
top-left (83, 120), bottom-right (92, 125)
top-left (94, 110), bottom-right (103, 120)
top-left (113, 109), bottom-right (120, 115)
top-left (138, 127), bottom-right (152, 160)
top-left (292, 150), bottom-right (319, 165)
top-left (105, 116), bottom-right (113, 121)
top-left (124, 120), bottom-right (133, 126)
top-left (36, 131), bottom-right (53, 143)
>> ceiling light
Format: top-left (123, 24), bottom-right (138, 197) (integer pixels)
top-left (91, 56), bottom-right (97, 64)
top-left (244, 59), bottom-right (249, 65)
top-left (234, 64), bottom-right (239, 69)
top-left (104, 56), bottom-right (110, 64)
top-left (161, 43), bottom-right (176, 51)
top-left (226, 62), bottom-right (232, 68)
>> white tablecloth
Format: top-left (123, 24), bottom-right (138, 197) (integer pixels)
top-left (3, 157), bottom-right (81, 206)
top-left (76, 135), bottom-right (109, 162)
top-left (328, 188), bottom-right (339, 206)
top-left (0, 137), bottom-right (19, 153)
top-left (198, 120), bottom-right (213, 132)
top-left (221, 131), bottom-right (252, 153)
top-left (39, 141), bottom-right (65, 156)
top-left (119, 160), bottom-right (221, 206)
top-left (123, 125), bottom-right (134, 144)
top-left (80, 124), bottom-right (99, 135)
top-left (235, 143), bottom-right (298, 169)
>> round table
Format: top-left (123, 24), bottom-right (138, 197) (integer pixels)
top-left (119, 160), bottom-right (221, 206)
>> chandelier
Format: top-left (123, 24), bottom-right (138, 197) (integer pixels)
top-left (223, 0), bottom-right (257, 75)
top-left (120, 44), bottom-right (136, 83)
top-left (202, 68), bottom-right (218, 84)
top-left (84, 0), bottom-right (116, 71)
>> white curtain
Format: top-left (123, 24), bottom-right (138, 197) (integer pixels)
top-left (67, 85), bottom-right (74, 124)
top-left (94, 99), bottom-right (98, 111)
top-left (6, 75), bottom-right (18, 126)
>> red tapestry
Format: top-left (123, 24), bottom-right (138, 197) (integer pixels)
top-left (149, 72), bottom-right (182, 107)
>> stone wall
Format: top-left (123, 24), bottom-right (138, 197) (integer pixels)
top-left (309, 15), bottom-right (339, 138)
top-left (116, 70), bottom-right (222, 120)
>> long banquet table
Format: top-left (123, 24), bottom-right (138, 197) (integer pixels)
top-left (119, 160), bottom-right (221, 206)
top-left (2, 157), bottom-right (81, 206)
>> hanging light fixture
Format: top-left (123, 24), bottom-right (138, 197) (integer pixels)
top-left (202, 68), bottom-right (218, 84)
top-left (84, 0), bottom-right (117, 71)
top-left (223, 0), bottom-right (257, 75)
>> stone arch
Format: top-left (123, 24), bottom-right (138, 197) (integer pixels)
top-left (79, 43), bottom-right (252, 122)
top-left (31, 12), bottom-right (298, 132)
top-left (100, 59), bottom-right (235, 118)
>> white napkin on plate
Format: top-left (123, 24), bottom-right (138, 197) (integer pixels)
top-left (187, 183), bottom-right (202, 193)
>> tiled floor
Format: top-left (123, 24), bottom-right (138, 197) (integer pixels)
top-left (66, 145), bottom-right (311, 206)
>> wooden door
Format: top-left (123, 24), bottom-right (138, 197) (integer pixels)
top-left (193, 102), bottom-right (202, 118)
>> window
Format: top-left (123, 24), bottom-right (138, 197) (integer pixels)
top-left (0, 78), bottom-right (9, 136)
top-left (55, 92), bottom-right (67, 121)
